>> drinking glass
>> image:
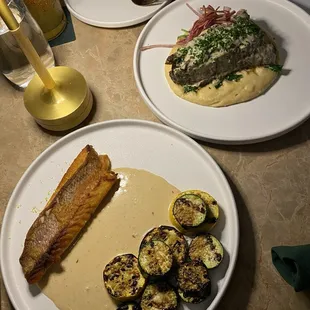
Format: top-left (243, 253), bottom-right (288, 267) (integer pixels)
top-left (0, 0), bottom-right (55, 88)
top-left (24, 0), bottom-right (67, 41)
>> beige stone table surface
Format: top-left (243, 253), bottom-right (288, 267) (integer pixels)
top-left (1, 17), bottom-right (310, 310)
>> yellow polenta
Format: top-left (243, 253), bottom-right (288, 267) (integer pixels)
top-left (165, 46), bottom-right (277, 107)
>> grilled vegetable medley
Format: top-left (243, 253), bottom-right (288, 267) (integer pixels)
top-left (103, 190), bottom-right (224, 309)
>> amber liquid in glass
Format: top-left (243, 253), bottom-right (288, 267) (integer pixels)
top-left (24, 0), bottom-right (67, 41)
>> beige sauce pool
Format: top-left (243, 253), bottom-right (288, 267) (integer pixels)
top-left (39, 168), bottom-right (179, 310)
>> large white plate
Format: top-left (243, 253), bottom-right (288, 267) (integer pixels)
top-left (133, 0), bottom-right (310, 144)
top-left (65, 0), bottom-right (171, 28)
top-left (1, 120), bottom-right (238, 310)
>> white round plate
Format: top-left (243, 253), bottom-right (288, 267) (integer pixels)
top-left (65, 0), bottom-right (171, 28)
top-left (134, 0), bottom-right (310, 144)
top-left (1, 120), bottom-right (238, 310)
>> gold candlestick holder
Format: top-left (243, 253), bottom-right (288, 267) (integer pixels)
top-left (0, 0), bottom-right (93, 131)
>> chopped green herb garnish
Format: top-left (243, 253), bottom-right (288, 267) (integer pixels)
top-left (214, 73), bottom-right (243, 89)
top-left (174, 47), bottom-right (189, 63)
top-left (183, 85), bottom-right (199, 93)
top-left (182, 16), bottom-right (263, 64)
top-left (265, 64), bottom-right (283, 73)
top-left (226, 73), bottom-right (243, 82)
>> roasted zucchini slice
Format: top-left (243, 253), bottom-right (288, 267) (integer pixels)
top-left (141, 226), bottom-right (187, 265)
top-left (139, 240), bottom-right (173, 276)
top-left (141, 282), bottom-right (178, 310)
top-left (117, 302), bottom-right (141, 310)
top-left (177, 261), bottom-right (211, 303)
top-left (177, 261), bottom-right (210, 294)
top-left (169, 190), bottom-right (219, 235)
top-left (172, 194), bottom-right (207, 228)
top-left (189, 234), bottom-right (224, 269)
top-left (103, 254), bottom-right (146, 301)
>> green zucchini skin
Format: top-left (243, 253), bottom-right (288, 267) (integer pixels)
top-left (173, 194), bottom-right (207, 228)
top-left (139, 240), bottom-right (173, 276)
top-left (103, 254), bottom-right (147, 301)
top-left (176, 261), bottom-right (211, 303)
top-left (117, 302), bottom-right (141, 310)
top-left (189, 234), bottom-right (224, 269)
top-left (141, 226), bottom-right (187, 265)
top-left (141, 282), bottom-right (178, 310)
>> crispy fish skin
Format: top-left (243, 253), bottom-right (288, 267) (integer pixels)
top-left (19, 145), bottom-right (117, 284)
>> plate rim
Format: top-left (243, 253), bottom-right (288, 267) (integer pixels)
top-left (0, 119), bottom-right (239, 310)
top-left (133, 0), bottom-right (310, 144)
top-left (64, 0), bottom-right (172, 28)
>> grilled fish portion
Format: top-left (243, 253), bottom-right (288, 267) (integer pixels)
top-left (19, 145), bottom-right (117, 284)
top-left (166, 10), bottom-right (277, 87)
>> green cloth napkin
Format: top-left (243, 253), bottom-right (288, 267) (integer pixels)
top-left (272, 245), bottom-right (310, 292)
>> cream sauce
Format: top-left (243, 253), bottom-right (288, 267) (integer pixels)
top-left (165, 46), bottom-right (278, 107)
top-left (39, 168), bottom-right (179, 310)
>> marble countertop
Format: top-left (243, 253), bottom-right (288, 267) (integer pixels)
top-left (1, 16), bottom-right (310, 310)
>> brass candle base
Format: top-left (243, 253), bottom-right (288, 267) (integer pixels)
top-left (24, 66), bottom-right (93, 131)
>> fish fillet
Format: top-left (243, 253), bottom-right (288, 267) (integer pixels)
top-left (19, 145), bottom-right (118, 284)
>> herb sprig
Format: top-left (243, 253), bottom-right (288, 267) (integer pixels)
top-left (265, 64), bottom-right (283, 73)
top-left (215, 73), bottom-right (244, 89)
top-left (183, 85), bottom-right (199, 93)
